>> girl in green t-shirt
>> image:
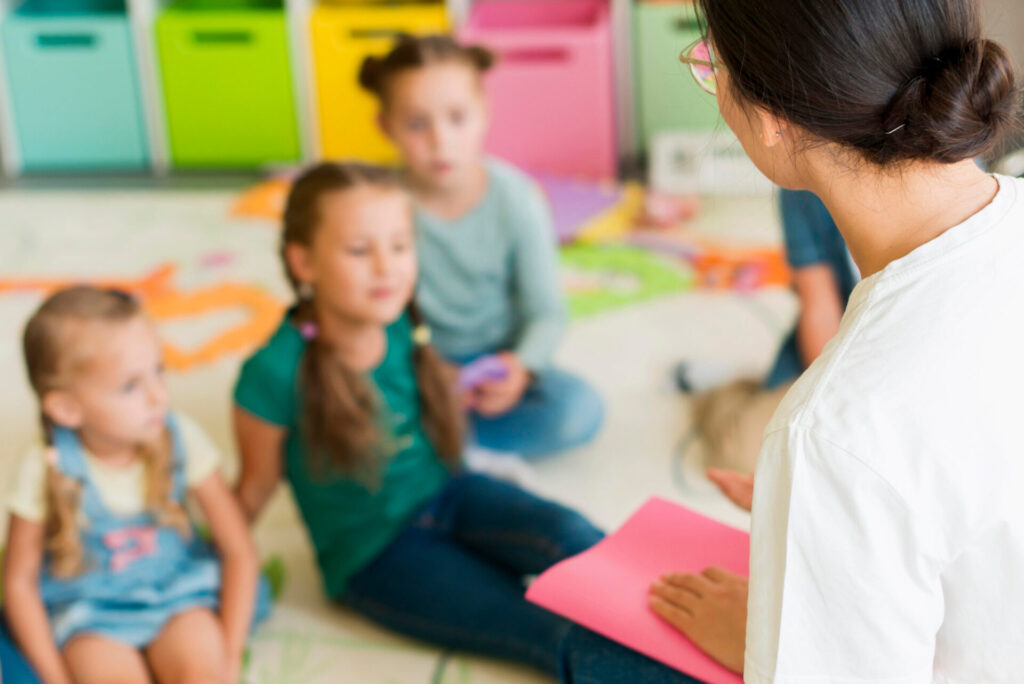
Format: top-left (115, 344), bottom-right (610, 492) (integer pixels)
top-left (233, 162), bottom-right (603, 677)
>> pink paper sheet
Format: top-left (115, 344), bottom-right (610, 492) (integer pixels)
top-left (526, 498), bottom-right (749, 684)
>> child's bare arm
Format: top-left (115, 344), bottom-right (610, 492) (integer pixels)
top-left (193, 471), bottom-right (259, 681)
top-left (792, 263), bottom-right (844, 367)
top-left (232, 405), bottom-right (286, 523)
top-left (3, 515), bottom-right (73, 684)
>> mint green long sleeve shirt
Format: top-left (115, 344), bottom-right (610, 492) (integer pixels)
top-left (414, 159), bottom-right (566, 371)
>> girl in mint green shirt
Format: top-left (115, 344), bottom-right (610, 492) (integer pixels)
top-left (360, 35), bottom-right (604, 458)
top-left (233, 162), bottom-right (603, 676)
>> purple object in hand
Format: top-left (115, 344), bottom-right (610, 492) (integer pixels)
top-left (458, 355), bottom-right (509, 391)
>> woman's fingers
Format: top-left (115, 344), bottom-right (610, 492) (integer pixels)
top-left (706, 468), bottom-right (755, 511)
top-left (706, 468), bottom-right (751, 491)
top-left (649, 594), bottom-right (694, 630)
top-left (651, 580), bottom-right (698, 609)
top-left (701, 566), bottom-right (733, 583)
top-left (658, 573), bottom-right (708, 598)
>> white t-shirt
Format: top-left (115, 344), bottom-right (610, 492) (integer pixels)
top-left (745, 174), bottom-right (1024, 684)
top-left (6, 413), bottom-right (221, 522)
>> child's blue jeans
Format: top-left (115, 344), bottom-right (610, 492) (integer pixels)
top-left (341, 473), bottom-right (604, 676)
top-left (465, 363), bottom-right (605, 458)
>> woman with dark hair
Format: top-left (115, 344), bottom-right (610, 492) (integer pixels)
top-left (563, 0), bottom-right (1023, 681)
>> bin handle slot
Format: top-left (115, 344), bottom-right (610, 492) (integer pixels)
top-left (36, 33), bottom-right (95, 48)
top-left (347, 28), bottom-right (405, 40)
top-left (192, 30), bottom-right (253, 45)
top-left (497, 47), bottom-right (569, 64)
top-left (673, 16), bottom-right (702, 32)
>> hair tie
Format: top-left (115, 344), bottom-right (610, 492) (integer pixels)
top-left (299, 321), bottom-right (319, 341)
top-left (412, 324), bottom-right (431, 346)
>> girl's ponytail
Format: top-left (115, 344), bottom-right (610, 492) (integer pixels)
top-left (409, 304), bottom-right (463, 469)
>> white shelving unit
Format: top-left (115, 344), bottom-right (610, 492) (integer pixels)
top-left (0, 0), bottom-right (637, 177)
top-left (610, 0), bottom-right (635, 160)
top-left (128, 0), bottom-right (169, 174)
top-left (285, 0), bottom-right (317, 160)
top-left (0, 0), bottom-right (23, 176)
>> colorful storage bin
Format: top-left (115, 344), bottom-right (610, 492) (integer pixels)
top-left (634, 1), bottom-right (721, 154)
top-left (459, 0), bottom-right (617, 180)
top-left (155, 0), bottom-right (300, 168)
top-left (311, 2), bottom-right (448, 163)
top-left (1, 0), bottom-right (149, 171)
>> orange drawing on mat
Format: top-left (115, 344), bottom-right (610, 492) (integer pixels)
top-left (691, 248), bottom-right (792, 291)
top-left (626, 229), bottom-right (792, 292)
top-left (0, 265), bottom-right (284, 371)
top-left (231, 178), bottom-right (292, 220)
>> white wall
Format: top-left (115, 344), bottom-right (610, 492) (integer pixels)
top-left (985, 0), bottom-right (1024, 68)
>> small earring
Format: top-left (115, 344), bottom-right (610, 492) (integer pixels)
top-left (775, 131), bottom-right (782, 137)
top-left (298, 282), bottom-right (314, 300)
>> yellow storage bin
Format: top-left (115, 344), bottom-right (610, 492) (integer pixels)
top-left (311, 2), bottom-right (448, 162)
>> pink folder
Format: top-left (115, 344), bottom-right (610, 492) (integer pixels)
top-left (526, 498), bottom-right (749, 684)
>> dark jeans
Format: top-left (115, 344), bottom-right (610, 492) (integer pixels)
top-left (561, 625), bottom-right (703, 683)
top-left (341, 473), bottom-right (604, 676)
top-left (452, 350), bottom-right (605, 459)
top-left (763, 332), bottom-right (805, 389)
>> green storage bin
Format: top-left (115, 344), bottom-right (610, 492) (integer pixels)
top-left (155, 0), bottom-right (300, 168)
top-left (634, 1), bottom-right (721, 153)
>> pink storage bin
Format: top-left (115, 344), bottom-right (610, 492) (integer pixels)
top-left (458, 0), bottom-right (617, 180)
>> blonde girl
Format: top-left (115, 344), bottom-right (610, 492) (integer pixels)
top-left (2, 287), bottom-right (269, 683)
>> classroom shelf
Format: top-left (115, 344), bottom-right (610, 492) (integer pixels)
top-left (0, 0), bottom-right (639, 177)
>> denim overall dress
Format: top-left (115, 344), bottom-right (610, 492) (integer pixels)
top-left (38, 415), bottom-right (271, 648)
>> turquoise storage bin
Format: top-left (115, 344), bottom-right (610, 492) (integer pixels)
top-left (1, 0), bottom-right (149, 171)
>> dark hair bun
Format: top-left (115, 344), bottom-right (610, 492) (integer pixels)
top-left (357, 34), bottom-right (495, 100)
top-left (883, 40), bottom-right (1019, 163)
top-left (466, 45), bottom-right (497, 72)
top-left (698, 0), bottom-right (1021, 166)
top-left (358, 54), bottom-right (384, 95)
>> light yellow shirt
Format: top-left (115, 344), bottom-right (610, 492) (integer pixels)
top-left (6, 413), bottom-right (221, 522)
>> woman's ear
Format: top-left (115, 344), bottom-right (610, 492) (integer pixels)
top-left (284, 243), bottom-right (316, 290)
top-left (756, 108), bottom-right (789, 148)
top-left (42, 390), bottom-right (83, 430)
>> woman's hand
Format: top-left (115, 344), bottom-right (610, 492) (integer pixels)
top-left (707, 468), bottom-right (754, 512)
top-left (649, 568), bottom-right (748, 674)
top-left (470, 353), bottom-right (531, 417)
